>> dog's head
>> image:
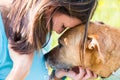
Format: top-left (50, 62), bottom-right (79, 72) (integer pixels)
top-left (45, 22), bottom-right (120, 77)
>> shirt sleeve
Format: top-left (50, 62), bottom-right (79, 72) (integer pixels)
top-left (0, 13), bottom-right (13, 80)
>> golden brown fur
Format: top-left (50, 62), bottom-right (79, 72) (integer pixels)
top-left (45, 22), bottom-right (120, 77)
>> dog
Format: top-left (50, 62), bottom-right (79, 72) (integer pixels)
top-left (45, 21), bottom-right (120, 78)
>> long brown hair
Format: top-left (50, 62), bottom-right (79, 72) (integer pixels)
top-left (6, 0), bottom-right (97, 54)
top-left (7, 0), bottom-right (53, 54)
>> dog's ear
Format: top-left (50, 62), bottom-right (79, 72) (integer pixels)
top-left (87, 35), bottom-right (106, 63)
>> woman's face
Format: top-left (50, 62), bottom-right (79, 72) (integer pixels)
top-left (47, 12), bottom-right (82, 34)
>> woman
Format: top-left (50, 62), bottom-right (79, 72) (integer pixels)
top-left (0, 0), bottom-right (98, 80)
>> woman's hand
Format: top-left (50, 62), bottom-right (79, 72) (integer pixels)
top-left (55, 67), bottom-right (98, 80)
top-left (6, 44), bottom-right (34, 80)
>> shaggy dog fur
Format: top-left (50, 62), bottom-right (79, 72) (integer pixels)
top-left (45, 22), bottom-right (120, 78)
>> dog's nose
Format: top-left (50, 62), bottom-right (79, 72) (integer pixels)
top-left (44, 53), bottom-right (49, 61)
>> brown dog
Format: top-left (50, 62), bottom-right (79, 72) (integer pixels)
top-left (45, 22), bottom-right (120, 78)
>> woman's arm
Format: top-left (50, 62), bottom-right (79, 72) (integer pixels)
top-left (6, 65), bottom-right (29, 80)
top-left (6, 44), bottom-right (34, 80)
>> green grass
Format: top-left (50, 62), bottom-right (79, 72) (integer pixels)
top-left (92, 0), bottom-right (120, 27)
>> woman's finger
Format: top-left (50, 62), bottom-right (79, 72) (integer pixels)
top-left (74, 67), bottom-right (86, 80)
top-left (65, 70), bottom-right (76, 79)
top-left (93, 71), bottom-right (98, 78)
top-left (82, 68), bottom-right (97, 80)
top-left (55, 69), bottom-right (67, 78)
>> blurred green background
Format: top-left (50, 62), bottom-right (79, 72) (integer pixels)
top-left (51, 0), bottom-right (120, 49)
top-left (91, 0), bottom-right (120, 27)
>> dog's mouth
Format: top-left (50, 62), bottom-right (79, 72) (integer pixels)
top-left (45, 59), bottom-right (80, 79)
top-left (49, 66), bottom-right (80, 79)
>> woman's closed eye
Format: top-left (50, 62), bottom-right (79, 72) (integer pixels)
top-left (59, 25), bottom-right (66, 34)
top-left (62, 25), bottom-right (66, 31)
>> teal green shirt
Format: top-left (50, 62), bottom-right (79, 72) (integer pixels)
top-left (0, 13), bottom-right (13, 80)
top-left (0, 13), bottom-right (51, 80)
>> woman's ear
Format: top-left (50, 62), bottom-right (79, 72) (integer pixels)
top-left (87, 35), bottom-right (106, 63)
